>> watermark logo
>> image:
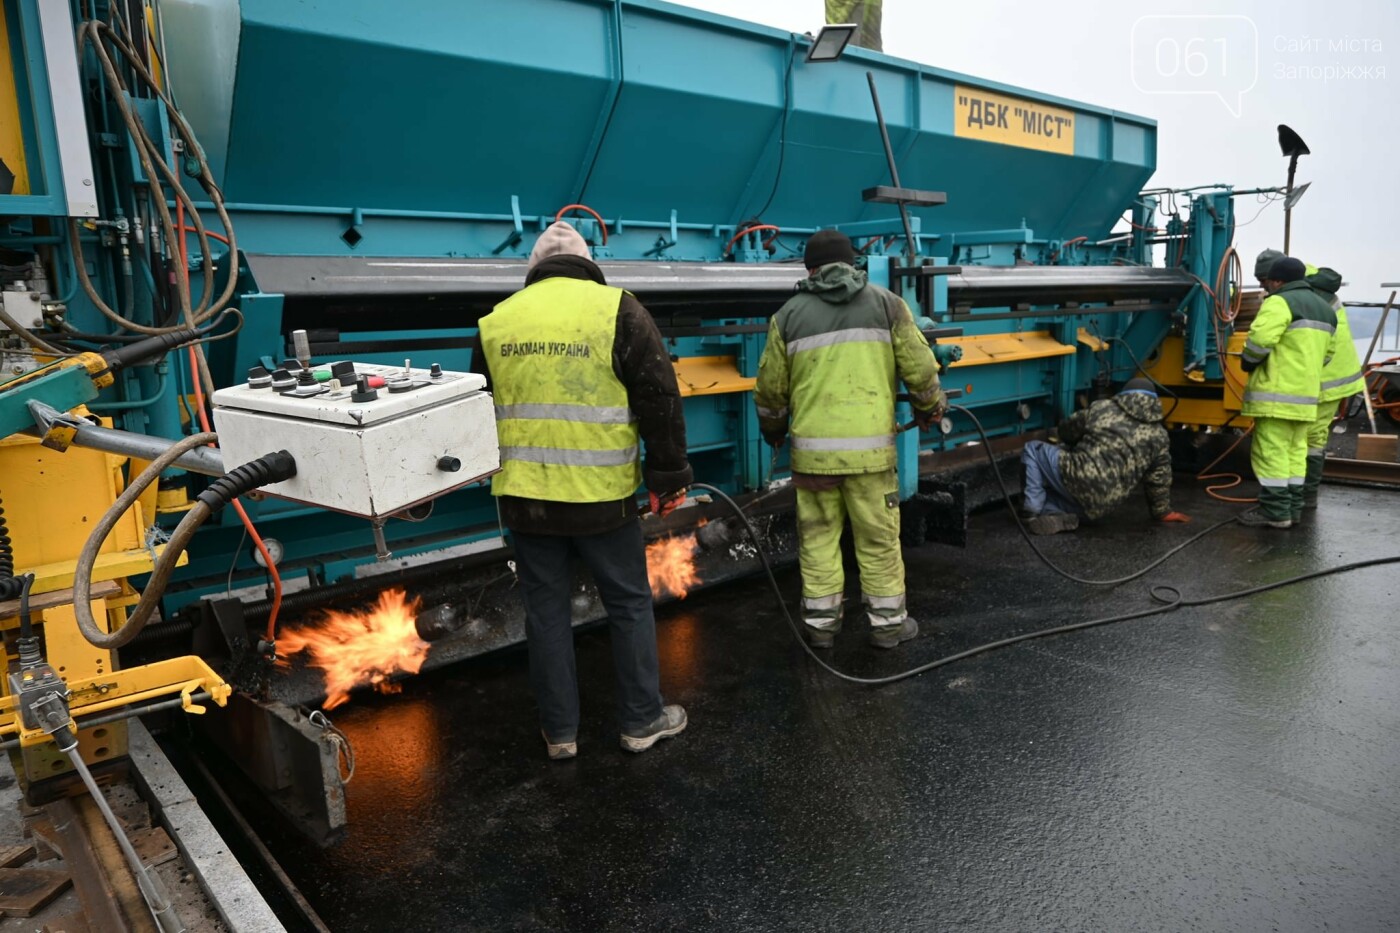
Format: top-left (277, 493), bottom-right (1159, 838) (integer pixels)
top-left (1131, 15), bottom-right (1259, 117)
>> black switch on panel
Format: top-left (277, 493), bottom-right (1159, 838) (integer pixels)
top-left (247, 366), bottom-right (272, 388)
top-left (296, 369), bottom-right (317, 386)
top-left (350, 375), bottom-right (379, 403)
top-left (437, 456), bottom-right (462, 473)
top-left (429, 363), bottom-right (444, 379)
top-left (330, 361), bottom-right (356, 384)
top-left (270, 369), bottom-right (296, 391)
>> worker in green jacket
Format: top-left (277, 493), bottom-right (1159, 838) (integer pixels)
top-left (1254, 250), bottom-right (1366, 510)
top-left (1239, 256), bottom-right (1339, 528)
top-left (754, 230), bottom-right (944, 649)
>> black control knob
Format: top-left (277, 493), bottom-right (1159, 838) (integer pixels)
top-left (280, 359), bottom-right (303, 372)
top-left (296, 368), bottom-right (317, 386)
top-left (350, 375), bottom-right (379, 403)
top-left (269, 368), bottom-right (296, 391)
top-left (330, 360), bottom-right (357, 384)
top-left (247, 366), bottom-right (272, 389)
top-left (437, 456), bottom-right (462, 473)
top-left (429, 363), bottom-right (444, 379)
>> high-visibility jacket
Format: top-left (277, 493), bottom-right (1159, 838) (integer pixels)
top-left (754, 263), bottom-right (941, 475)
top-left (1303, 264), bottom-right (1366, 402)
top-left (477, 277), bottom-right (641, 501)
top-left (1240, 280), bottom-right (1339, 421)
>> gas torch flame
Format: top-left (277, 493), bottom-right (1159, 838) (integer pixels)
top-left (278, 588), bottom-right (429, 710)
top-left (646, 534), bottom-right (701, 600)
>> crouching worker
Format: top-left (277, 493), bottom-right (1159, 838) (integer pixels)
top-left (754, 230), bottom-right (944, 651)
top-left (1020, 378), bottom-right (1190, 535)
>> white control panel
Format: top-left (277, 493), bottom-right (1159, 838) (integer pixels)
top-left (211, 361), bottom-right (499, 519)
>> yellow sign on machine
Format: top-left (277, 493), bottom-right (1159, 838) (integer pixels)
top-left (954, 84), bottom-right (1075, 156)
top-left (0, 3), bottom-right (32, 194)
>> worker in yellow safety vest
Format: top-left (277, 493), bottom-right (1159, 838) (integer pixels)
top-left (1254, 249), bottom-right (1367, 510)
top-left (754, 230), bottom-right (944, 650)
top-left (1239, 255), bottom-right (1339, 528)
top-left (476, 221), bottom-right (691, 760)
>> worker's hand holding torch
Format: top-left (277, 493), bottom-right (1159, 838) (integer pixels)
top-left (648, 488), bottom-right (688, 518)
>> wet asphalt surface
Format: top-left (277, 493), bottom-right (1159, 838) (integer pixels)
top-left (242, 483), bottom-right (1400, 932)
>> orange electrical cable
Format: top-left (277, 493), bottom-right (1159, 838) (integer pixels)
top-left (176, 203), bottom-right (283, 644)
top-left (553, 203), bottom-right (609, 244)
top-left (725, 224), bottom-right (781, 256)
top-left (1196, 427), bottom-right (1258, 503)
top-left (177, 224), bottom-right (230, 245)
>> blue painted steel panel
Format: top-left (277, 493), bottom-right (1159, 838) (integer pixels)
top-left (185, 0), bottom-right (1158, 256)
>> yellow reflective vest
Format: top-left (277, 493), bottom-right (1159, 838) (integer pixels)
top-left (1302, 264), bottom-right (1366, 402)
top-left (477, 277), bottom-right (641, 502)
top-left (1240, 280), bottom-right (1338, 421)
top-left (754, 263), bottom-right (941, 474)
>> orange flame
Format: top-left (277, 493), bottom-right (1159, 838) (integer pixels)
top-left (646, 534), bottom-right (700, 600)
top-left (278, 588), bottom-right (429, 710)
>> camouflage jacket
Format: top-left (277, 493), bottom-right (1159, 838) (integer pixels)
top-left (1057, 392), bottom-right (1172, 520)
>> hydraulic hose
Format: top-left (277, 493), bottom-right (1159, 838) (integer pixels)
top-left (73, 440), bottom-right (294, 650)
top-left (690, 405), bottom-right (1400, 686)
top-left (0, 492), bottom-right (20, 601)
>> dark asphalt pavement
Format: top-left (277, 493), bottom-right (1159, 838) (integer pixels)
top-left (249, 483), bottom-right (1400, 932)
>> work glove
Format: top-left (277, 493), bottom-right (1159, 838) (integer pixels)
top-left (648, 488), bottom-right (687, 518)
top-left (913, 391), bottom-right (949, 431)
top-left (1159, 511), bottom-right (1192, 523)
top-left (762, 431), bottom-right (787, 449)
top-left (914, 403), bottom-right (946, 432)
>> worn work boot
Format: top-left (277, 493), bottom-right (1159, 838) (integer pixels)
top-left (542, 731), bottom-right (577, 761)
top-left (806, 620), bottom-right (842, 649)
top-left (1027, 512), bottom-right (1079, 536)
top-left (1237, 508), bottom-right (1292, 530)
top-left (620, 705), bottom-right (688, 753)
top-left (870, 617), bottom-right (919, 650)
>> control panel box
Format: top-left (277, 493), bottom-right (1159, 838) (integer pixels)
top-left (211, 361), bottom-right (499, 518)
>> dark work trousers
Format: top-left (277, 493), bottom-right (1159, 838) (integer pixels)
top-left (1020, 439), bottom-right (1086, 517)
top-left (510, 520), bottom-right (664, 742)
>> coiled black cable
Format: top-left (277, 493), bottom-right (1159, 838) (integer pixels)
top-left (688, 405), bottom-right (1400, 686)
top-left (0, 493), bottom-right (19, 601)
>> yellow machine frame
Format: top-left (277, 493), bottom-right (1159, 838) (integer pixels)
top-left (0, 409), bottom-right (229, 785)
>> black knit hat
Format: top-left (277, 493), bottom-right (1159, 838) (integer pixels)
top-left (804, 230), bottom-right (856, 269)
top-left (1121, 377), bottom-right (1158, 396)
top-left (1269, 256), bottom-right (1306, 283)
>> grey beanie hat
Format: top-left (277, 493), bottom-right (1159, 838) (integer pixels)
top-left (1254, 248), bottom-right (1285, 279)
top-left (528, 221), bottom-right (592, 272)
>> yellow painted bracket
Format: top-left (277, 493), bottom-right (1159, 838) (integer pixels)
top-left (1076, 327), bottom-right (1109, 352)
top-left (673, 356), bottom-right (756, 397)
top-left (23, 545), bottom-right (185, 596)
top-left (0, 655), bottom-right (232, 749)
top-left (944, 331), bottom-right (1077, 368)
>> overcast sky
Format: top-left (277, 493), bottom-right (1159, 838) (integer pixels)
top-left (675, 0), bottom-right (1398, 303)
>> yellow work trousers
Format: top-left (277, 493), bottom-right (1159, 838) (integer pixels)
top-left (1304, 400), bottom-right (1342, 502)
top-left (795, 469), bottom-right (907, 631)
top-left (1252, 416), bottom-right (1308, 521)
